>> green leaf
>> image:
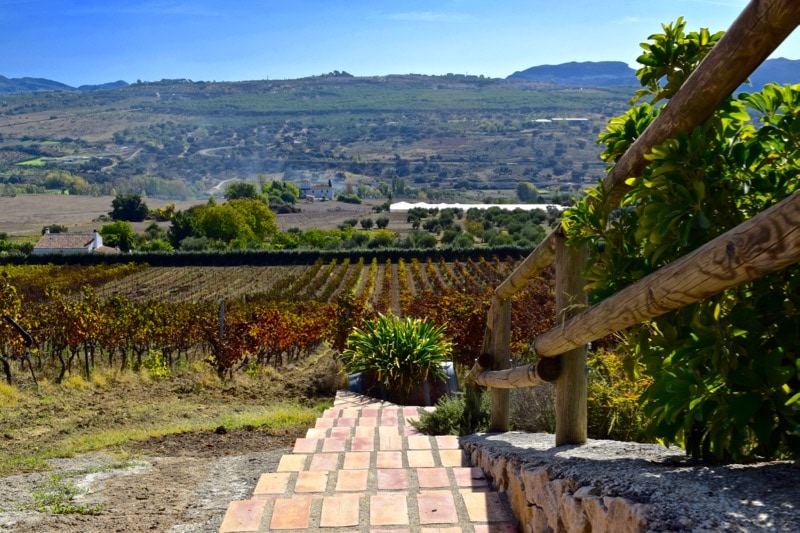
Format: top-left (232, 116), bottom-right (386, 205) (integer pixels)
top-left (695, 210), bottom-right (710, 229)
top-left (785, 392), bottom-right (800, 407)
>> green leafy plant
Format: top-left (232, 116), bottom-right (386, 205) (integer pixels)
top-left (586, 350), bottom-right (652, 443)
top-left (142, 350), bottom-right (170, 381)
top-left (412, 388), bottom-right (490, 435)
top-left (341, 313), bottom-right (452, 396)
top-left (563, 19), bottom-right (800, 461)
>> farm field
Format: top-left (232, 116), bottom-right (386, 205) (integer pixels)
top-left (0, 193), bottom-right (414, 239)
top-left (0, 194), bottom-right (205, 238)
top-left (92, 254), bottom-right (523, 310)
top-left (1, 252), bottom-right (555, 396)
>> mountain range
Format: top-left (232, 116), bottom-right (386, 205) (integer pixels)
top-left (507, 58), bottom-right (799, 91)
top-left (0, 76), bottom-right (128, 94)
top-left (1, 57), bottom-right (796, 94)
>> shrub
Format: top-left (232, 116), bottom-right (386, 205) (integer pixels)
top-left (337, 194), bottom-right (361, 204)
top-left (586, 350), bottom-right (651, 442)
top-left (511, 383), bottom-right (556, 433)
top-left (510, 350), bottom-right (651, 442)
top-left (143, 350), bottom-right (170, 381)
top-left (412, 388), bottom-right (490, 435)
top-left (563, 18), bottom-right (800, 461)
top-left (0, 382), bottom-right (22, 407)
top-left (341, 314), bottom-right (452, 396)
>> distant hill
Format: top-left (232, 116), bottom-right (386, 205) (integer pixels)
top-left (508, 58), bottom-right (799, 90)
top-left (507, 61), bottom-right (636, 87)
top-left (2, 56), bottom-right (795, 95)
top-left (0, 75), bottom-right (74, 94)
top-left (77, 80), bottom-right (129, 92)
top-left (739, 57), bottom-right (799, 93)
top-left (0, 75), bottom-right (128, 94)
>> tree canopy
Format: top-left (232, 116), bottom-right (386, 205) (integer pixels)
top-left (224, 181), bottom-right (259, 201)
top-left (110, 193), bottom-right (149, 222)
top-left (169, 197), bottom-right (278, 249)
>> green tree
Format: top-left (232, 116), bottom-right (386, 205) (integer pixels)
top-left (100, 221), bottom-right (136, 252)
top-left (516, 182), bottom-right (539, 202)
top-left (110, 193), bottom-right (149, 222)
top-left (563, 18), bottom-right (800, 461)
top-left (167, 208), bottom-right (200, 248)
top-left (227, 198), bottom-right (278, 241)
top-left (43, 171), bottom-right (90, 195)
top-left (143, 222), bottom-right (166, 241)
top-left (263, 181), bottom-right (299, 204)
top-left (224, 181), bottom-right (259, 200)
top-left (194, 203), bottom-right (255, 244)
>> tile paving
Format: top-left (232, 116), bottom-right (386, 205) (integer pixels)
top-left (219, 391), bottom-right (517, 532)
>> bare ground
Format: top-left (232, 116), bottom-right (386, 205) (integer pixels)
top-left (0, 429), bottom-right (301, 532)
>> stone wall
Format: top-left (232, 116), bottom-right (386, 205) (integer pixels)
top-left (460, 432), bottom-right (799, 532)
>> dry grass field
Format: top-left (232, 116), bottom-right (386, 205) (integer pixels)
top-left (0, 194), bottom-right (416, 240)
top-left (0, 194), bottom-right (205, 239)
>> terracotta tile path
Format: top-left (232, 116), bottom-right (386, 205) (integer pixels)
top-left (219, 390), bottom-right (518, 532)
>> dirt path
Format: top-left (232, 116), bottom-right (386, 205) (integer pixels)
top-left (0, 429), bottom-right (302, 533)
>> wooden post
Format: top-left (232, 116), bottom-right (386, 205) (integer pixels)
top-left (489, 296), bottom-right (511, 432)
top-left (554, 230), bottom-right (587, 446)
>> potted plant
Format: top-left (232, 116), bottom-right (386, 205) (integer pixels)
top-left (341, 314), bottom-right (455, 406)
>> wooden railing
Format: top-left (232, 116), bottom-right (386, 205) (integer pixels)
top-left (472, 0), bottom-right (800, 445)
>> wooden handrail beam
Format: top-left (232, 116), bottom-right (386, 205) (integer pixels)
top-left (474, 358), bottom-right (560, 389)
top-left (604, 0), bottom-right (800, 206)
top-left (529, 192), bottom-right (800, 357)
top-left (477, 192), bottom-right (800, 386)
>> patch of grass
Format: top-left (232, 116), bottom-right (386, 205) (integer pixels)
top-left (4, 455), bottom-right (50, 473)
top-left (61, 402), bottom-right (323, 454)
top-left (16, 158), bottom-right (46, 166)
top-left (31, 473), bottom-right (105, 515)
top-left (0, 382), bottom-right (23, 407)
top-left (0, 363), bottom-right (331, 477)
top-left (62, 375), bottom-right (91, 390)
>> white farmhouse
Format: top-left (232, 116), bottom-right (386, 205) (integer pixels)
top-left (32, 229), bottom-right (118, 255)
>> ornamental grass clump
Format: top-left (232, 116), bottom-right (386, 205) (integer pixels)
top-left (341, 314), bottom-right (453, 395)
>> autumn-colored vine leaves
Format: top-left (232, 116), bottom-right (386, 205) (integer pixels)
top-left (1, 255), bottom-right (553, 385)
top-left (563, 18), bottom-right (800, 461)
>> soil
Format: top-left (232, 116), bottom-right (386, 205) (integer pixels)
top-left (0, 428), bottom-right (302, 532)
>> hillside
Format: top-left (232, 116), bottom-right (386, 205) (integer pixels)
top-left (0, 75), bottom-right (633, 202)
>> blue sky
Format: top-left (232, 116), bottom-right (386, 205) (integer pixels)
top-left (2, 0), bottom-right (798, 86)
